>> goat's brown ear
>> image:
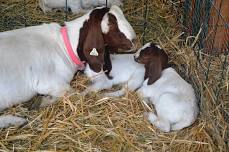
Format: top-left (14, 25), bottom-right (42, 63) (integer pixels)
top-left (77, 8), bottom-right (109, 62)
top-left (103, 45), bottom-right (112, 79)
top-left (147, 57), bottom-right (163, 85)
top-left (83, 23), bottom-right (105, 54)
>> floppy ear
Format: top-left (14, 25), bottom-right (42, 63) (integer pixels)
top-left (160, 50), bottom-right (169, 69)
top-left (77, 9), bottom-right (110, 62)
top-left (103, 45), bottom-right (113, 79)
top-left (146, 57), bottom-right (163, 85)
top-left (83, 22), bottom-right (105, 54)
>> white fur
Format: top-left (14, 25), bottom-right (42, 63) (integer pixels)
top-left (109, 5), bottom-right (136, 41)
top-left (98, 0), bottom-right (123, 7)
top-left (137, 68), bottom-right (199, 132)
top-left (0, 115), bottom-right (27, 128)
top-left (101, 5), bottom-right (136, 44)
top-left (82, 0), bottom-right (123, 9)
top-left (0, 23), bottom-right (80, 128)
top-left (39, 0), bottom-right (123, 14)
top-left (101, 13), bottom-right (110, 34)
top-left (82, 54), bottom-right (145, 97)
top-left (0, 6), bottom-right (135, 128)
top-left (155, 44), bottom-right (162, 49)
top-left (39, 0), bottom-right (83, 14)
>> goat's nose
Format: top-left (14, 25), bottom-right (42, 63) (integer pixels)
top-left (134, 56), bottom-right (138, 62)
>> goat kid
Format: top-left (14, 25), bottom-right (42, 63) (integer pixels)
top-left (82, 42), bottom-right (168, 97)
top-left (0, 6), bottom-right (136, 128)
top-left (135, 46), bottom-right (199, 132)
top-left (82, 53), bottom-right (145, 97)
top-left (39, 0), bottom-right (123, 14)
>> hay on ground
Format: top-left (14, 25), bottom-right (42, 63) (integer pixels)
top-left (0, 0), bottom-right (228, 151)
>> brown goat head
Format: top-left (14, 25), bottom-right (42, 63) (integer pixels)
top-left (77, 6), bottom-right (136, 73)
top-left (77, 7), bottom-right (109, 72)
top-left (101, 5), bottom-right (137, 51)
top-left (134, 42), bottom-right (168, 85)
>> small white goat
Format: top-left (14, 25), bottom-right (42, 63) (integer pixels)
top-left (39, 0), bottom-right (123, 14)
top-left (0, 6), bottom-right (136, 128)
top-left (82, 42), bottom-right (168, 97)
top-left (82, 54), bottom-right (145, 97)
top-left (135, 48), bottom-right (199, 132)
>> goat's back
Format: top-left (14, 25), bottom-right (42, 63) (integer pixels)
top-left (0, 23), bottom-right (72, 109)
top-left (109, 54), bottom-right (145, 84)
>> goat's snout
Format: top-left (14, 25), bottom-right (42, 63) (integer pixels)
top-left (134, 56), bottom-right (138, 62)
top-left (134, 55), bottom-right (140, 63)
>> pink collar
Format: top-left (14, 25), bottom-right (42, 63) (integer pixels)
top-left (60, 26), bottom-right (85, 70)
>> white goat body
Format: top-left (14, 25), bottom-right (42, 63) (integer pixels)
top-left (0, 23), bottom-right (78, 128)
top-left (137, 67), bottom-right (199, 132)
top-left (0, 6), bottom-right (136, 128)
top-left (83, 54), bottom-right (145, 96)
top-left (39, 0), bottom-right (123, 14)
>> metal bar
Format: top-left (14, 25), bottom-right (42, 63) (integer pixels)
top-left (142, 0), bottom-right (148, 44)
top-left (191, 0), bottom-right (202, 61)
top-left (203, 1), bottom-right (214, 83)
top-left (210, 0), bottom-right (223, 54)
top-left (183, 0), bottom-right (191, 28)
top-left (65, 0), bottom-right (68, 21)
top-left (24, 0), bottom-right (27, 27)
top-left (201, 0), bottom-right (212, 50)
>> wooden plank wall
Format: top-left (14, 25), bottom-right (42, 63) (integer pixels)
top-left (207, 0), bottom-right (229, 53)
top-left (186, 0), bottom-right (229, 53)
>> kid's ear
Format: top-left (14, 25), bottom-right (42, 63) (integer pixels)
top-left (147, 57), bottom-right (163, 85)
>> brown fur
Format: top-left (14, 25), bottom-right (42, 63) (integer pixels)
top-left (103, 13), bottom-right (133, 50)
top-left (135, 43), bottom-right (168, 85)
top-left (103, 45), bottom-right (113, 79)
top-left (77, 7), bottom-right (135, 73)
top-left (77, 7), bottom-right (109, 72)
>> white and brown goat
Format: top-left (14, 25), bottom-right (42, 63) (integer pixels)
top-left (135, 44), bottom-right (199, 132)
top-left (82, 42), bottom-right (168, 97)
top-left (0, 6), bottom-right (136, 128)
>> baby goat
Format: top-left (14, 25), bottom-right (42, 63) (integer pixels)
top-left (82, 42), bottom-right (168, 97)
top-left (135, 46), bottom-right (199, 132)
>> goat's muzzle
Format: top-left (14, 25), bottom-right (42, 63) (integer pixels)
top-left (134, 56), bottom-right (139, 62)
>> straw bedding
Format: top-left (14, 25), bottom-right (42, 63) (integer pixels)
top-left (0, 0), bottom-right (228, 151)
